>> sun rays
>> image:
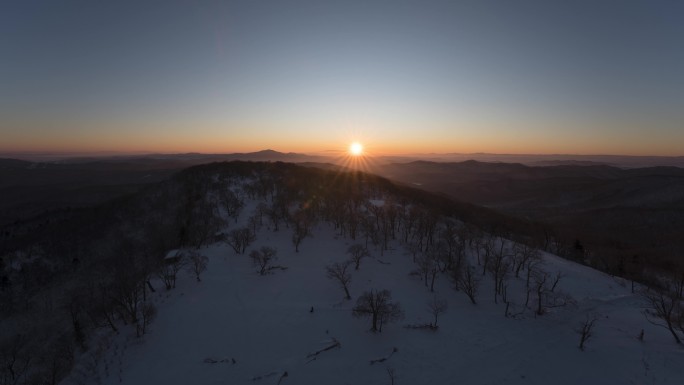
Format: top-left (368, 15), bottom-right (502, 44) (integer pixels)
top-left (329, 140), bottom-right (379, 175)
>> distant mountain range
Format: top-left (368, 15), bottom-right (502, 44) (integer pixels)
top-left (3, 149), bottom-right (684, 168)
top-left (372, 159), bottom-right (684, 269)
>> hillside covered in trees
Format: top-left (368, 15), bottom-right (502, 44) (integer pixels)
top-left (1, 161), bottom-right (683, 384)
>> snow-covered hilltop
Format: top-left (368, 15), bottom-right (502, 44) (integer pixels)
top-left (3, 162), bottom-right (682, 385)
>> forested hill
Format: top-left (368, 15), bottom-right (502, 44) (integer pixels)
top-left (2, 161), bottom-right (530, 384)
top-left (1, 161), bottom-right (682, 384)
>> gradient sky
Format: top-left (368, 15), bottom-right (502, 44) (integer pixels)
top-left (1, 0), bottom-right (683, 155)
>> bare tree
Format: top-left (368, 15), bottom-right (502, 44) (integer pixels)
top-left (137, 302), bottom-right (157, 337)
top-left (576, 314), bottom-right (598, 351)
top-left (326, 261), bottom-right (352, 299)
top-left (361, 215), bottom-right (379, 249)
top-left (292, 223), bottom-right (310, 253)
top-left (532, 269), bottom-right (573, 316)
top-left (187, 251), bottom-right (209, 282)
top-left (159, 252), bottom-right (186, 290)
top-left (550, 271), bottom-right (564, 292)
top-left (488, 244), bottom-right (511, 304)
top-left (427, 295), bottom-right (448, 328)
top-left (478, 235), bottom-right (496, 275)
top-left (386, 367), bottom-right (396, 385)
top-left (247, 215), bottom-right (260, 234)
top-left (292, 209), bottom-right (314, 252)
top-left (425, 248), bottom-right (443, 292)
top-left (226, 228), bottom-right (255, 254)
top-left (219, 188), bottom-right (244, 223)
top-left (255, 202), bottom-right (269, 226)
top-left (0, 333), bottom-right (33, 385)
top-left (453, 263), bottom-right (479, 305)
top-left (352, 290), bottom-right (404, 332)
top-left (266, 204), bottom-right (282, 231)
top-left (525, 256), bottom-right (542, 289)
top-left (347, 244), bottom-right (370, 270)
top-left (415, 253), bottom-right (438, 291)
top-left (250, 247), bottom-right (278, 275)
top-left (437, 225), bottom-right (462, 272)
top-left (642, 288), bottom-right (683, 344)
top-left (533, 271), bottom-right (548, 316)
top-left (512, 242), bottom-right (539, 278)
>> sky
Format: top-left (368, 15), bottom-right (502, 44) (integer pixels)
top-left (1, 0), bottom-right (683, 156)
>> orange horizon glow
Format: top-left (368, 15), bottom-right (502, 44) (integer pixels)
top-left (2, 141), bottom-right (684, 158)
top-left (1, 124), bottom-right (683, 157)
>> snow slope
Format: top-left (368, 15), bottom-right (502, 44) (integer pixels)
top-left (65, 198), bottom-right (683, 385)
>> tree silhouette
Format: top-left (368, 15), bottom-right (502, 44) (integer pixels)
top-left (326, 261), bottom-right (352, 299)
top-left (352, 290), bottom-right (403, 332)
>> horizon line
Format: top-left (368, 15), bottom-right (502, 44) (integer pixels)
top-left (2, 148), bottom-right (683, 160)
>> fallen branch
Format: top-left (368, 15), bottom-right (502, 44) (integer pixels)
top-left (203, 357), bottom-right (236, 364)
top-left (306, 338), bottom-right (340, 359)
top-left (404, 323), bottom-right (437, 330)
top-left (251, 371), bottom-right (278, 381)
top-left (370, 347), bottom-right (398, 365)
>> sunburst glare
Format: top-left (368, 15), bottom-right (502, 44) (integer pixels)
top-left (349, 142), bottom-right (363, 156)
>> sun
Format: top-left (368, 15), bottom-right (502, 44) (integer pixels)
top-left (349, 142), bottom-right (363, 156)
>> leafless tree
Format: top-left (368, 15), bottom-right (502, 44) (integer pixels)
top-left (415, 253), bottom-right (438, 290)
top-left (326, 261), bottom-right (352, 299)
top-left (386, 367), bottom-right (396, 385)
top-left (550, 271), bottom-right (564, 292)
top-left (255, 202), bottom-right (269, 226)
top-left (159, 252), bottom-right (186, 290)
top-left (361, 215), bottom-right (379, 249)
top-left (137, 302), bottom-right (157, 337)
top-left (525, 256), bottom-right (543, 289)
top-left (478, 235), bottom-right (496, 275)
top-left (352, 290), bottom-right (404, 332)
top-left (512, 242), bottom-right (540, 278)
top-left (533, 271), bottom-right (548, 315)
top-left (453, 263), bottom-right (479, 305)
top-left (250, 247), bottom-right (278, 275)
top-left (345, 210), bottom-right (360, 240)
top-left (247, 215), bottom-right (260, 235)
top-left (347, 244), bottom-right (370, 270)
top-left (0, 333), bottom-right (33, 385)
top-left (576, 314), bottom-right (598, 351)
top-left (187, 251), bottom-right (209, 282)
top-left (86, 282), bottom-right (119, 333)
top-left (226, 227), bottom-right (255, 254)
top-left (291, 210), bottom-right (314, 252)
top-left (437, 225), bottom-right (464, 273)
top-left (427, 295), bottom-right (448, 328)
top-left (406, 240), bottom-right (421, 262)
top-left (642, 287), bottom-right (683, 344)
top-left (488, 243), bottom-right (511, 304)
top-left (266, 204), bottom-right (282, 231)
top-left (532, 269), bottom-right (573, 316)
top-left (219, 188), bottom-right (244, 223)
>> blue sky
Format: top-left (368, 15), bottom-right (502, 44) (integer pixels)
top-left (1, 0), bottom-right (683, 155)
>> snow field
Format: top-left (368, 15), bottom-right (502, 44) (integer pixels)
top-left (72, 196), bottom-right (683, 385)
